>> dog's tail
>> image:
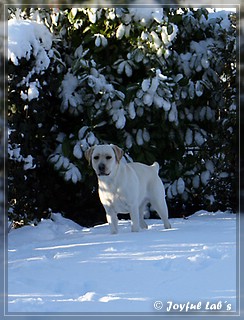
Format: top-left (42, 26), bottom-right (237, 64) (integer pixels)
top-left (151, 162), bottom-right (160, 173)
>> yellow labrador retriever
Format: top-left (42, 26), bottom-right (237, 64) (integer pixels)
top-left (85, 144), bottom-right (171, 234)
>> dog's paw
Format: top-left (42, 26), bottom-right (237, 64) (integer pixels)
top-left (131, 226), bottom-right (140, 232)
top-left (164, 222), bottom-right (171, 229)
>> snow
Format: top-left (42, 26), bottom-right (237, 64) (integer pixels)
top-left (205, 160), bottom-right (214, 173)
top-left (142, 79), bottom-right (151, 92)
top-left (73, 143), bottom-right (83, 159)
top-left (87, 9), bottom-right (97, 24)
top-left (201, 170), bottom-right (211, 185)
top-left (161, 25), bottom-right (178, 45)
top-left (64, 163), bottom-right (82, 184)
top-left (125, 133), bottom-right (133, 149)
top-left (94, 34), bottom-right (108, 47)
top-left (193, 175), bottom-right (200, 189)
top-left (168, 102), bottom-right (178, 124)
top-left (195, 131), bottom-right (205, 146)
top-left (208, 10), bottom-right (233, 30)
top-left (8, 18), bottom-right (53, 104)
top-left (176, 177), bottom-right (185, 194)
top-left (59, 72), bottom-right (81, 112)
top-left (185, 128), bottom-right (193, 145)
top-left (23, 155), bottom-right (36, 171)
top-left (27, 81), bottom-right (40, 101)
top-left (8, 211), bottom-right (237, 314)
top-left (8, 144), bottom-right (36, 171)
top-left (130, 7), bottom-right (164, 26)
top-left (128, 101), bottom-right (136, 120)
top-left (8, 19), bottom-right (52, 70)
top-left (116, 23), bottom-right (126, 39)
top-left (136, 129), bottom-right (144, 146)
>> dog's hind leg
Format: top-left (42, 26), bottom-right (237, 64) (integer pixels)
top-left (149, 182), bottom-right (171, 229)
top-left (139, 201), bottom-right (148, 229)
top-left (156, 199), bottom-right (171, 229)
top-left (151, 199), bottom-right (171, 229)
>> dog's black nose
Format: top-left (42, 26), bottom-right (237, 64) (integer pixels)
top-left (98, 163), bottom-right (106, 172)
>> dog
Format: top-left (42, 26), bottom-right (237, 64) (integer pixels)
top-left (85, 144), bottom-right (171, 234)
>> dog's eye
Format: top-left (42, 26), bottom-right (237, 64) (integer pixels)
top-left (106, 156), bottom-right (112, 160)
top-left (93, 155), bottom-right (99, 160)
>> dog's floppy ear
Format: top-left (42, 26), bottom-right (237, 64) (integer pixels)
top-left (85, 146), bottom-right (95, 165)
top-left (111, 144), bottom-right (124, 163)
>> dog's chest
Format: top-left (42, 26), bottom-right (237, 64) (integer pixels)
top-left (98, 181), bottom-right (130, 213)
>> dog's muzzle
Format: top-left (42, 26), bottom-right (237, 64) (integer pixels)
top-left (98, 163), bottom-right (110, 176)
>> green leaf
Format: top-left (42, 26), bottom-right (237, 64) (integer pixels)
top-left (62, 138), bottom-right (73, 158)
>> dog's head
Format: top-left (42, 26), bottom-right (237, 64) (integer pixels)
top-left (85, 144), bottom-right (124, 178)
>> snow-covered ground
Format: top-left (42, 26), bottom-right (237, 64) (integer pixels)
top-left (7, 211), bottom-right (237, 315)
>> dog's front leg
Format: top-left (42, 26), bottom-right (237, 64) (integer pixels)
top-left (104, 207), bottom-right (118, 234)
top-left (107, 213), bottom-right (118, 234)
top-left (130, 206), bottom-right (140, 232)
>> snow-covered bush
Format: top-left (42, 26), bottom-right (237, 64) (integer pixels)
top-left (8, 8), bottom-right (237, 225)
top-left (0, 11), bottom-right (4, 229)
top-left (8, 10), bottom-right (67, 223)
top-left (0, 114), bottom-right (4, 228)
top-left (51, 8), bottom-right (236, 213)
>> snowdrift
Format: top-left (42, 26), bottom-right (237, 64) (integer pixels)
top-left (8, 211), bottom-right (236, 315)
